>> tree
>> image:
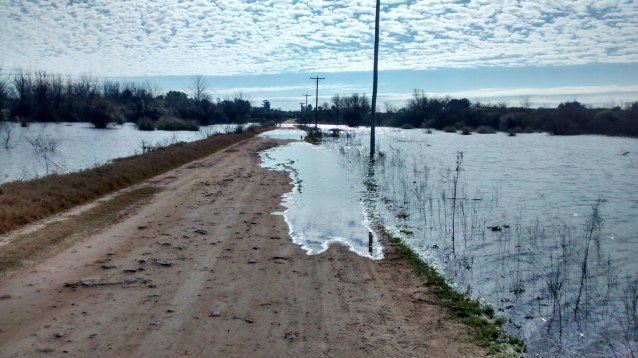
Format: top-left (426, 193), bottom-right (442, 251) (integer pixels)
top-left (190, 75), bottom-right (210, 123)
top-left (0, 67), bottom-right (9, 120)
top-left (405, 90), bottom-right (430, 127)
top-left (520, 96), bottom-right (532, 110)
top-left (262, 99), bottom-right (271, 111)
top-left (340, 94), bottom-right (370, 127)
top-left (12, 69), bottom-right (34, 120)
top-left (86, 97), bottom-right (114, 129)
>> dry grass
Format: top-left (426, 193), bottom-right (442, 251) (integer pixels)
top-left (0, 127), bottom-right (270, 235)
top-left (0, 186), bottom-right (160, 272)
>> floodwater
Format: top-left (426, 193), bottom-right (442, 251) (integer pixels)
top-left (0, 122), bottom-right (248, 183)
top-left (260, 126), bottom-right (638, 357)
top-left (261, 139), bottom-right (383, 259)
top-left (258, 127), bottom-right (306, 141)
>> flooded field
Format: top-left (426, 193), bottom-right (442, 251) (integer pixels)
top-left (261, 126), bottom-right (638, 357)
top-left (0, 122), bottom-right (248, 183)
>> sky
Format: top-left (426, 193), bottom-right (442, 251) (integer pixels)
top-left (1, 0), bottom-right (638, 110)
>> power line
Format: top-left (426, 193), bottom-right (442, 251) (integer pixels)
top-left (310, 76), bottom-right (325, 128)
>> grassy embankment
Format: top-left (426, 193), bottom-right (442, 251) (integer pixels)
top-left (0, 186), bottom-right (159, 272)
top-left (0, 126), bottom-right (270, 271)
top-left (385, 232), bottom-right (526, 356)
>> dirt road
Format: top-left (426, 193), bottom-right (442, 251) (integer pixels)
top-left (0, 137), bottom-right (485, 357)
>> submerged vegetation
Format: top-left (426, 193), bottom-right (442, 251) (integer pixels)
top-left (386, 232), bottom-right (526, 355)
top-left (321, 128), bottom-right (638, 356)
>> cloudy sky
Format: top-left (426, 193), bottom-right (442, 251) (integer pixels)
top-left (1, 0), bottom-right (638, 109)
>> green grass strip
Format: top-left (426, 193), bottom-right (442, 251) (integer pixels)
top-left (387, 233), bottom-right (526, 356)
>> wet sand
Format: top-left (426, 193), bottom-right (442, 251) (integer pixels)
top-left (0, 137), bottom-right (486, 357)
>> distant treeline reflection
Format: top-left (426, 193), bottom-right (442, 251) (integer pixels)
top-left (0, 69), bottom-right (636, 136)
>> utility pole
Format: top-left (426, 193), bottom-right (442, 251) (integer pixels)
top-left (303, 93), bottom-right (311, 122)
top-left (310, 76), bottom-right (324, 128)
top-left (370, 0), bottom-right (380, 159)
top-left (303, 93), bottom-right (311, 108)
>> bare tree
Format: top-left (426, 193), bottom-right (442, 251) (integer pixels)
top-left (191, 75), bottom-right (210, 123)
top-left (0, 67), bottom-right (9, 120)
top-left (1, 122), bottom-right (14, 149)
top-left (13, 68), bottom-right (33, 120)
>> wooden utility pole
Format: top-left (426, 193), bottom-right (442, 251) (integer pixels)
top-left (370, 0), bottom-right (380, 158)
top-left (310, 76), bottom-right (325, 128)
top-left (303, 93), bottom-right (311, 122)
top-left (303, 93), bottom-right (311, 108)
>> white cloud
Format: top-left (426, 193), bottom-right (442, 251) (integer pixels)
top-left (374, 84), bottom-right (638, 109)
top-left (0, 0), bottom-right (636, 76)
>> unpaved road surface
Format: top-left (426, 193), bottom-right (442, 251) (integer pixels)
top-left (0, 137), bottom-right (485, 357)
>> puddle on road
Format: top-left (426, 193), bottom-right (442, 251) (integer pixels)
top-left (258, 128), bottom-right (307, 141)
top-left (260, 141), bottom-right (383, 259)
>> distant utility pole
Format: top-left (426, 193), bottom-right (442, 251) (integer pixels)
top-left (370, 0), bottom-right (380, 159)
top-left (310, 76), bottom-right (325, 128)
top-left (303, 93), bottom-right (311, 109)
top-left (303, 93), bottom-right (311, 121)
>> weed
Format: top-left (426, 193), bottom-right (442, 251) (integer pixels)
top-left (156, 116), bottom-right (199, 131)
top-left (136, 117), bottom-right (155, 131)
top-left (387, 232), bottom-right (526, 355)
top-left (1, 122), bottom-right (15, 149)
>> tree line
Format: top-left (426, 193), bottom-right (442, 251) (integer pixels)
top-left (297, 90), bottom-right (638, 137)
top-left (0, 69), bottom-right (284, 129)
top-left (1, 68), bottom-right (636, 136)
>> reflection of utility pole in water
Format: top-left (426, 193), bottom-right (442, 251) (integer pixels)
top-left (368, 231), bottom-right (373, 254)
top-left (365, 159), bottom-right (377, 256)
top-left (310, 77), bottom-right (325, 128)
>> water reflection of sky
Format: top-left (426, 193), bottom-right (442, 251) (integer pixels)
top-left (260, 141), bottom-right (383, 259)
top-left (257, 128), bottom-right (306, 140)
top-left (0, 122), bottom-right (249, 183)
top-left (261, 126), bottom-right (638, 356)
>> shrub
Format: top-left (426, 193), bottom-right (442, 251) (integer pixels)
top-left (86, 98), bottom-right (114, 129)
top-left (233, 124), bottom-right (245, 134)
top-left (136, 117), bottom-right (155, 131)
top-left (443, 125), bottom-right (457, 133)
top-left (156, 117), bottom-right (199, 131)
top-left (475, 126), bottom-right (496, 134)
